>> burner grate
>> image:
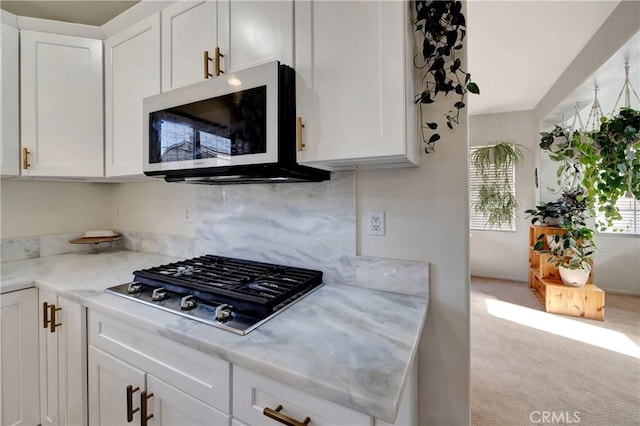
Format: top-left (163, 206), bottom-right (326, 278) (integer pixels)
top-left (132, 255), bottom-right (323, 316)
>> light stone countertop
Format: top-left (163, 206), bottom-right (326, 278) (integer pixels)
top-left (0, 250), bottom-right (428, 422)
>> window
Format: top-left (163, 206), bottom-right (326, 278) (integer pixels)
top-left (597, 196), bottom-right (639, 234)
top-left (469, 147), bottom-right (516, 231)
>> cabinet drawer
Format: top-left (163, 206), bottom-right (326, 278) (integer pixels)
top-left (232, 366), bottom-right (371, 426)
top-left (88, 309), bottom-right (230, 412)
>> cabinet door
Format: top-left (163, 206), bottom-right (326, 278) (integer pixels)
top-left (1, 22), bottom-right (20, 177)
top-left (56, 297), bottom-right (86, 426)
top-left (20, 30), bottom-right (103, 177)
top-left (105, 13), bottom-right (161, 177)
top-left (39, 290), bottom-right (59, 426)
top-left (0, 288), bottom-right (40, 426)
top-left (146, 375), bottom-right (229, 426)
top-left (88, 346), bottom-right (146, 426)
top-left (218, 0), bottom-right (293, 72)
top-left (161, 1), bottom-right (217, 92)
top-left (295, 0), bottom-right (416, 169)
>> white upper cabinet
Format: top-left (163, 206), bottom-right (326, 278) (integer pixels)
top-left (295, 0), bottom-right (418, 170)
top-left (1, 18), bottom-right (20, 177)
top-left (161, 1), bottom-right (218, 92)
top-left (105, 13), bottom-right (160, 177)
top-left (218, 0), bottom-right (294, 72)
top-left (20, 30), bottom-right (103, 177)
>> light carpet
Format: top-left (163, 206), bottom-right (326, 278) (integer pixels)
top-left (471, 276), bottom-right (640, 426)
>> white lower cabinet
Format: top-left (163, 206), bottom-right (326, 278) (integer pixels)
top-left (233, 364), bottom-right (417, 426)
top-left (88, 309), bottom-right (231, 425)
top-left (88, 309), bottom-right (416, 426)
top-left (39, 290), bottom-right (86, 426)
top-left (233, 366), bottom-right (370, 426)
top-left (0, 287), bottom-right (40, 426)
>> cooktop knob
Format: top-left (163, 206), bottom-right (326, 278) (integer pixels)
top-left (127, 282), bottom-right (143, 294)
top-left (180, 295), bottom-right (197, 310)
top-left (151, 287), bottom-right (167, 301)
top-left (215, 304), bottom-right (232, 322)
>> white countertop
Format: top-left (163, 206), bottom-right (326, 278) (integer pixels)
top-left (0, 250), bottom-right (428, 422)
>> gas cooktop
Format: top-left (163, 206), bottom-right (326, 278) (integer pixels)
top-left (105, 255), bottom-right (323, 335)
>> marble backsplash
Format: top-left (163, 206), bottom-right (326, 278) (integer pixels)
top-left (1, 172), bottom-right (429, 297)
top-left (0, 232), bottom-right (91, 263)
top-left (194, 171), bottom-right (357, 285)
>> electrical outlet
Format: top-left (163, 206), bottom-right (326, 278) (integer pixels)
top-left (184, 207), bottom-right (192, 223)
top-left (115, 207), bottom-right (121, 218)
top-left (367, 211), bottom-right (385, 236)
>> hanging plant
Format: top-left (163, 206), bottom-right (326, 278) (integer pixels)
top-left (471, 142), bottom-right (525, 229)
top-left (539, 107), bottom-right (640, 230)
top-left (587, 107), bottom-right (640, 228)
top-left (413, 0), bottom-right (480, 153)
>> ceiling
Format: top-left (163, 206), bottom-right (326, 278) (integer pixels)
top-left (467, 0), bottom-right (621, 115)
top-left (0, 1), bottom-right (139, 26)
top-left (1, 0), bottom-right (629, 118)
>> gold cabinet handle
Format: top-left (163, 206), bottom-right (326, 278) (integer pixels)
top-left (215, 47), bottom-right (224, 76)
top-left (49, 304), bottom-right (62, 333)
top-left (22, 147), bottom-right (30, 169)
top-left (204, 50), bottom-right (213, 79)
top-left (126, 385), bottom-right (140, 422)
top-left (43, 302), bottom-right (61, 333)
top-left (263, 404), bottom-right (311, 426)
top-left (296, 117), bottom-right (306, 151)
top-left (140, 391), bottom-right (154, 426)
top-left (42, 302), bottom-right (50, 329)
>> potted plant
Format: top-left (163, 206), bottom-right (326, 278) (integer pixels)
top-left (539, 107), bottom-right (640, 230)
top-left (524, 200), bottom-right (569, 226)
top-left (412, 0), bottom-right (479, 152)
top-left (470, 142), bottom-right (525, 228)
top-left (534, 224), bottom-right (596, 287)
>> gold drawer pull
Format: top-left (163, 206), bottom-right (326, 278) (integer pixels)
top-left (43, 302), bottom-right (62, 333)
top-left (49, 304), bottom-right (62, 333)
top-left (126, 385), bottom-right (140, 422)
top-left (296, 117), bottom-right (306, 151)
top-left (263, 404), bottom-right (311, 426)
top-left (141, 391), bottom-right (154, 426)
top-left (22, 147), bottom-right (30, 169)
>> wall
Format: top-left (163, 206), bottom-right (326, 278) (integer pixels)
top-left (358, 103), bottom-right (469, 425)
top-left (0, 180), bottom-right (112, 239)
top-left (111, 179), bottom-right (195, 238)
top-left (468, 111), bottom-right (537, 282)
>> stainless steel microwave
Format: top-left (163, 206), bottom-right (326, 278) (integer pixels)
top-left (142, 61), bottom-right (329, 184)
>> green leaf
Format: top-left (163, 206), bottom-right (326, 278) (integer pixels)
top-left (429, 134), bottom-right (441, 143)
top-left (426, 122), bottom-right (438, 130)
top-left (467, 82), bottom-right (479, 94)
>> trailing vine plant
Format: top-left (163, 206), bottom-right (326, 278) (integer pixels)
top-left (471, 142), bottom-right (525, 228)
top-left (413, 0), bottom-right (480, 153)
top-left (539, 107), bottom-right (640, 230)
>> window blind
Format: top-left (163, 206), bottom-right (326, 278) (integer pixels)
top-left (469, 147), bottom-right (516, 231)
top-left (597, 196), bottom-right (639, 234)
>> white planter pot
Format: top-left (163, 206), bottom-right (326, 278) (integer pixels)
top-left (558, 266), bottom-right (589, 287)
top-left (543, 217), bottom-right (562, 226)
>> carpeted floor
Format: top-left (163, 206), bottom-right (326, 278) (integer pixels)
top-left (471, 276), bottom-right (640, 426)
